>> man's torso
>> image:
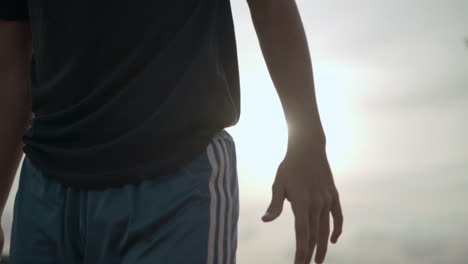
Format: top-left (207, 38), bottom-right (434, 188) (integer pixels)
top-left (18, 0), bottom-right (240, 188)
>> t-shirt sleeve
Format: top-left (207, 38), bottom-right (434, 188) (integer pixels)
top-left (0, 0), bottom-right (30, 21)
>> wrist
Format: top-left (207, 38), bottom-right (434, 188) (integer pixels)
top-left (287, 123), bottom-right (326, 151)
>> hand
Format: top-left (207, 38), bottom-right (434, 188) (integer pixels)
top-left (262, 144), bottom-right (343, 264)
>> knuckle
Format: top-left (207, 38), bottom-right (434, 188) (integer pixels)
top-left (338, 220), bottom-right (344, 229)
top-left (271, 186), bottom-right (281, 194)
top-left (329, 187), bottom-right (339, 198)
top-left (292, 205), bottom-right (307, 216)
top-left (334, 188), bottom-right (341, 197)
top-left (297, 196), bottom-right (311, 205)
top-left (334, 224), bottom-right (343, 233)
top-left (291, 194), bottom-right (310, 206)
top-left (336, 212), bottom-right (344, 222)
top-left (272, 182), bottom-right (282, 193)
top-left (310, 197), bottom-right (324, 209)
top-left (334, 192), bottom-right (340, 201)
top-left (334, 229), bottom-right (343, 237)
top-left (333, 192), bottom-right (342, 204)
top-left (323, 192), bottom-right (333, 207)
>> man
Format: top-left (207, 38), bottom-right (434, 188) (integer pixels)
top-left (0, 0), bottom-right (343, 263)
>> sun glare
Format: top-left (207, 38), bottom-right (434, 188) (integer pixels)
top-left (229, 60), bottom-right (363, 190)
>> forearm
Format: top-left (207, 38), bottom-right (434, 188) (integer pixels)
top-left (0, 77), bottom-right (31, 218)
top-left (247, 0), bottom-right (326, 150)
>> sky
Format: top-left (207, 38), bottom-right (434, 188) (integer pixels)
top-left (228, 0), bottom-right (468, 263)
top-left (2, 0), bottom-right (468, 263)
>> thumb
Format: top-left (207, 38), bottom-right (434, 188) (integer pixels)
top-left (262, 182), bottom-right (286, 222)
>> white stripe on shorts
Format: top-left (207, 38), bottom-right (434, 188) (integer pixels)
top-left (206, 143), bottom-right (219, 264)
top-left (216, 139), bottom-right (227, 264)
top-left (206, 137), bottom-right (233, 264)
top-left (220, 140), bottom-right (234, 264)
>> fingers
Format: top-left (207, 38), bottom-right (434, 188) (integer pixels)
top-left (305, 208), bottom-right (320, 264)
top-left (314, 207), bottom-right (330, 263)
top-left (295, 193), bottom-right (341, 264)
top-left (262, 181), bottom-right (286, 222)
top-left (292, 203), bottom-right (310, 264)
top-left (330, 195), bottom-right (343, 244)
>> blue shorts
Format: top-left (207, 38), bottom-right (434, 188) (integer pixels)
top-left (10, 130), bottom-right (239, 264)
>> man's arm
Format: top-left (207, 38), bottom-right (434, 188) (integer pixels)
top-left (0, 19), bottom-right (32, 223)
top-left (246, 1), bottom-right (343, 264)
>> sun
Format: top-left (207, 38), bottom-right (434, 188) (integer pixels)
top-left (227, 47), bottom-right (364, 191)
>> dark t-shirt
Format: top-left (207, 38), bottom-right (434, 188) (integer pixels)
top-left (1, 0), bottom-right (240, 189)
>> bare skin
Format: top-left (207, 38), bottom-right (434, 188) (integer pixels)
top-left (247, 0), bottom-right (343, 263)
top-left (0, 19), bottom-right (32, 257)
top-left (0, 1), bottom-right (343, 263)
